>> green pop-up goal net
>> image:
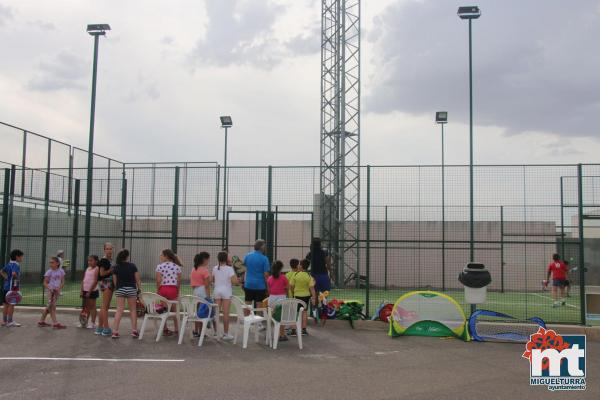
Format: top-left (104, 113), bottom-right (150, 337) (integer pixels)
top-left (388, 291), bottom-right (470, 341)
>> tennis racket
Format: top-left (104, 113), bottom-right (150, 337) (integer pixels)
top-left (136, 296), bottom-right (146, 318)
top-left (79, 293), bottom-right (89, 326)
top-left (5, 278), bottom-right (22, 305)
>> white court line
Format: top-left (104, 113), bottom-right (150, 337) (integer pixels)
top-left (0, 357), bottom-right (185, 363)
top-left (529, 292), bottom-right (579, 309)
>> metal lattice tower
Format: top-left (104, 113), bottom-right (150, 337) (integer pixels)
top-left (320, 0), bottom-right (361, 287)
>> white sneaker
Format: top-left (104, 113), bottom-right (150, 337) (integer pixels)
top-left (222, 333), bottom-right (234, 341)
top-left (6, 321), bottom-right (21, 327)
top-left (87, 323), bottom-right (96, 329)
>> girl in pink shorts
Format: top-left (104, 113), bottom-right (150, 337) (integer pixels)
top-left (156, 249), bottom-right (182, 336)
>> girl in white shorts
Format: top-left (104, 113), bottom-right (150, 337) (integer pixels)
top-left (212, 251), bottom-right (238, 341)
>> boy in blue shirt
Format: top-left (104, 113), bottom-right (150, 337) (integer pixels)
top-left (1, 249), bottom-right (24, 327)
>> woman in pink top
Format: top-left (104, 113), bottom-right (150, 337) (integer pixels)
top-left (267, 260), bottom-right (289, 342)
top-left (80, 255), bottom-right (99, 329)
top-left (191, 252), bottom-right (212, 338)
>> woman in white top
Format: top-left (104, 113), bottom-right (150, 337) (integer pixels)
top-left (212, 251), bottom-right (238, 341)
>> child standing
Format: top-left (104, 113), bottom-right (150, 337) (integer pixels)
top-left (1, 249), bottom-right (24, 327)
top-left (97, 257), bottom-right (114, 336)
top-left (80, 255), bottom-right (99, 329)
top-left (289, 258), bottom-right (316, 336)
top-left (267, 260), bottom-right (289, 342)
top-left (111, 249), bottom-right (142, 339)
top-left (212, 251), bottom-right (238, 341)
top-left (286, 258), bottom-right (299, 297)
top-left (38, 256), bottom-right (66, 329)
top-left (546, 253), bottom-right (569, 308)
top-left (191, 252), bottom-right (211, 337)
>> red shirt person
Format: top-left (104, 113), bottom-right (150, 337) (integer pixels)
top-left (546, 253), bottom-right (568, 307)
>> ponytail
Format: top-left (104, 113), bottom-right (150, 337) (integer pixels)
top-left (162, 249), bottom-right (183, 267)
top-left (271, 260), bottom-right (284, 279)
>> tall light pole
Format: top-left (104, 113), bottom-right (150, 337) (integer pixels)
top-left (220, 116), bottom-right (233, 249)
top-left (83, 24), bottom-right (110, 266)
top-left (436, 111), bottom-right (448, 291)
top-left (458, 6), bottom-right (480, 263)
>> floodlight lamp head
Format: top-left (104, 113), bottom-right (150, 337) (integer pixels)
top-left (220, 116), bottom-right (233, 128)
top-left (457, 6), bottom-right (481, 19)
top-left (436, 111), bottom-right (448, 124)
top-left (87, 24), bottom-right (111, 35)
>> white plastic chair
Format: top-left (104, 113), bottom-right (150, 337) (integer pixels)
top-left (269, 298), bottom-right (306, 350)
top-left (138, 292), bottom-right (177, 342)
top-left (231, 296), bottom-right (271, 349)
top-left (178, 295), bottom-right (219, 347)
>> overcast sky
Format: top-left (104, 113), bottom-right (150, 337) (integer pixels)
top-left (1, 0), bottom-right (599, 167)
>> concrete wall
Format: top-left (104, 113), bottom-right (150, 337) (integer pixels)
top-left (7, 203), bottom-right (565, 290)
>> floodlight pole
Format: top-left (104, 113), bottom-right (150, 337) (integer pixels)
top-left (83, 31), bottom-right (103, 265)
top-left (468, 18), bottom-right (474, 264)
top-left (221, 126), bottom-right (229, 248)
top-left (441, 122), bottom-right (446, 291)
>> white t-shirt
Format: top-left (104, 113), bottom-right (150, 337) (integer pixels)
top-left (212, 265), bottom-right (235, 289)
top-left (156, 262), bottom-right (182, 286)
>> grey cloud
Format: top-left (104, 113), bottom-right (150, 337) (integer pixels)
top-left (285, 26), bottom-right (320, 55)
top-left (161, 36), bottom-right (174, 45)
top-left (0, 4), bottom-right (13, 26)
top-left (27, 51), bottom-right (87, 91)
top-left (123, 74), bottom-right (160, 102)
top-left (366, 0), bottom-right (600, 139)
top-left (189, 0), bottom-right (287, 68)
top-left (27, 19), bottom-right (55, 31)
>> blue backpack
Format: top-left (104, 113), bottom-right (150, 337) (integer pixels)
top-left (197, 298), bottom-right (214, 319)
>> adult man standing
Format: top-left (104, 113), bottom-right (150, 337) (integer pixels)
top-left (243, 239), bottom-right (270, 306)
top-left (306, 237), bottom-right (332, 293)
top-left (546, 253), bottom-right (569, 308)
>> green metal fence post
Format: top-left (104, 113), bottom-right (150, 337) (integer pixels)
top-left (171, 166), bottom-right (180, 253)
top-left (560, 176), bottom-right (565, 259)
top-left (1, 169), bottom-right (10, 265)
top-left (121, 176), bottom-right (127, 249)
top-left (215, 166), bottom-right (220, 221)
top-left (40, 168), bottom-right (51, 278)
top-left (274, 205), bottom-right (278, 261)
top-left (254, 211), bottom-right (259, 240)
top-left (365, 165), bottom-right (371, 318)
top-left (384, 205), bottom-right (388, 291)
top-left (67, 148), bottom-right (73, 215)
top-left (106, 159), bottom-right (111, 215)
top-left (500, 205), bottom-right (505, 293)
top-left (70, 180), bottom-right (80, 282)
top-left (577, 164), bottom-right (586, 325)
top-left (21, 131), bottom-right (26, 200)
top-left (6, 165), bottom-right (16, 254)
top-left (266, 166), bottom-right (274, 263)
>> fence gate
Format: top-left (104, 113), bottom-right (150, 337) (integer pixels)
top-left (226, 210), bottom-right (313, 265)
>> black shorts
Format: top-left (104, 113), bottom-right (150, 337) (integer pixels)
top-left (552, 279), bottom-right (568, 287)
top-left (295, 296), bottom-right (311, 311)
top-left (83, 290), bottom-right (99, 299)
top-left (244, 288), bottom-right (267, 305)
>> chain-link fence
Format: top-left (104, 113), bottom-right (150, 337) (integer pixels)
top-left (2, 122), bottom-right (599, 324)
top-left (1, 162), bottom-right (599, 325)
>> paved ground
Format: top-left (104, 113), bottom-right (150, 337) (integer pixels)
top-left (0, 312), bottom-right (597, 400)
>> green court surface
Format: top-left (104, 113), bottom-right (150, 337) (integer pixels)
top-left (17, 281), bottom-right (583, 325)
